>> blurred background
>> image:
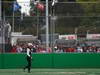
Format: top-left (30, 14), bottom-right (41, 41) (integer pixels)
top-left (0, 0), bottom-right (100, 53)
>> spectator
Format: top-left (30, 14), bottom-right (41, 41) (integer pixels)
top-left (16, 45), bottom-right (23, 53)
top-left (11, 45), bottom-right (17, 53)
top-left (76, 46), bottom-right (83, 52)
top-left (97, 47), bottom-right (100, 52)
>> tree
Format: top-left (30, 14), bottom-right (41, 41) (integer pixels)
top-left (2, 0), bottom-right (15, 16)
top-left (76, 0), bottom-right (100, 33)
top-left (68, 0), bottom-right (76, 1)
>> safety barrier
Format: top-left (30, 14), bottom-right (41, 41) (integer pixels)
top-left (0, 53), bottom-right (100, 69)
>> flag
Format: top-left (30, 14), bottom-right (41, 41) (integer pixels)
top-left (12, 1), bottom-right (21, 32)
top-left (36, 3), bottom-right (44, 11)
top-left (52, 0), bottom-right (58, 6)
top-left (13, 1), bottom-right (21, 12)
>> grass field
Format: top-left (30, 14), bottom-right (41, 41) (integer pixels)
top-left (0, 69), bottom-right (100, 75)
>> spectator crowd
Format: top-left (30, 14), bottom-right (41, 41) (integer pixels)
top-left (10, 43), bottom-right (52, 53)
top-left (6, 43), bottom-right (100, 53)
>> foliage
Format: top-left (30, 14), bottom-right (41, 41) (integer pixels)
top-left (2, 0), bottom-right (15, 16)
top-left (3, 0), bottom-right (100, 35)
top-left (55, 0), bottom-right (100, 34)
top-left (76, 0), bottom-right (100, 2)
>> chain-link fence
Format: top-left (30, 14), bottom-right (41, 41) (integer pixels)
top-left (0, 1), bottom-right (100, 53)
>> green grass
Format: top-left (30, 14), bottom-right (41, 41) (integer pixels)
top-left (0, 69), bottom-right (100, 75)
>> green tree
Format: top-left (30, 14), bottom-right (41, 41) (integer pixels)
top-left (2, 0), bottom-right (15, 16)
top-left (76, 0), bottom-right (100, 33)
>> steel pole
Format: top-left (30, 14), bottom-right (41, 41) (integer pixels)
top-left (46, 0), bottom-right (49, 50)
top-left (0, 0), bottom-right (1, 21)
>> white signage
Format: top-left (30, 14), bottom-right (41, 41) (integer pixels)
top-left (87, 34), bottom-right (100, 39)
top-left (59, 35), bottom-right (77, 40)
top-left (11, 32), bottom-right (22, 36)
